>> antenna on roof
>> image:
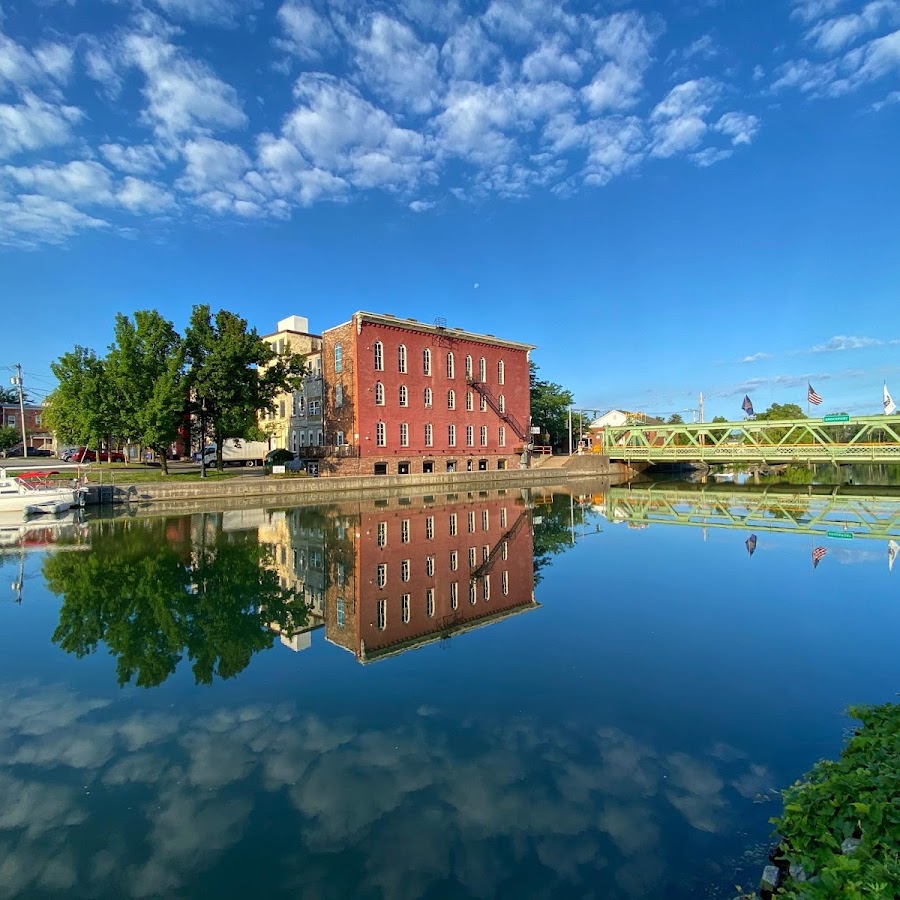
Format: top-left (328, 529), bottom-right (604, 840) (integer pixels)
top-left (434, 317), bottom-right (447, 330)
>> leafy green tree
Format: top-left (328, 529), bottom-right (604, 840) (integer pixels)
top-left (184, 306), bottom-right (306, 470)
top-left (666, 413), bottom-right (684, 424)
top-left (530, 362), bottom-right (574, 451)
top-left (0, 425), bottom-right (20, 454)
top-left (755, 402), bottom-right (805, 421)
top-left (45, 346), bottom-right (120, 462)
top-left (0, 387), bottom-right (27, 404)
top-left (44, 514), bottom-right (301, 688)
top-left (107, 310), bottom-right (186, 475)
top-left (708, 415), bottom-right (729, 442)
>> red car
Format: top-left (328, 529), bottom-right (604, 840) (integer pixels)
top-left (71, 447), bottom-right (126, 463)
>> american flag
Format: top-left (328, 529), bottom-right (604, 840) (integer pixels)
top-left (812, 546), bottom-right (827, 569)
top-left (808, 383), bottom-right (823, 406)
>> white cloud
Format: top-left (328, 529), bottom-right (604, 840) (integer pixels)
top-left (791, 0), bottom-right (848, 23)
top-left (276, 1), bottom-right (337, 60)
top-left (741, 352), bottom-right (773, 363)
top-left (807, 0), bottom-right (900, 53)
top-left (0, 93), bottom-right (82, 159)
top-left (117, 176), bottom-right (176, 212)
top-left (1, 160), bottom-right (115, 204)
top-left (0, 33), bottom-right (73, 92)
top-left (522, 37), bottom-right (582, 82)
top-left (582, 62), bottom-right (643, 113)
top-left (650, 79), bottom-right (719, 158)
top-left (0, 194), bottom-right (108, 246)
top-left (715, 111), bottom-right (760, 145)
top-left (440, 21), bottom-right (499, 80)
top-left (150, 0), bottom-right (261, 27)
top-left (100, 143), bottom-right (166, 175)
top-left (811, 335), bottom-right (882, 352)
top-left (408, 199), bottom-right (434, 211)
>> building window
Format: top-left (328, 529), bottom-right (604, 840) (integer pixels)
top-left (447, 389), bottom-right (455, 410)
top-left (450, 582), bottom-right (458, 609)
top-left (479, 357), bottom-right (486, 380)
top-left (425, 516), bottom-right (434, 539)
top-left (446, 352), bottom-right (455, 379)
top-left (482, 545), bottom-right (490, 562)
top-left (401, 519), bottom-right (410, 543)
top-left (377, 521), bottom-right (387, 547)
top-left (401, 559), bottom-right (410, 582)
top-left (35, 415), bottom-right (42, 426)
top-left (377, 599), bottom-right (387, 629)
top-left (466, 390), bottom-right (473, 411)
top-left (376, 422), bottom-right (386, 446)
top-left (6, 415), bottom-right (15, 427)
top-left (462, 425), bottom-right (471, 447)
top-left (426, 589), bottom-right (434, 617)
top-left (398, 344), bottom-right (407, 373)
top-left (374, 341), bottom-right (384, 371)
top-left (424, 423), bottom-right (433, 447)
top-left (465, 355), bottom-right (473, 378)
top-left (375, 382), bottom-right (385, 405)
top-left (337, 597), bottom-right (345, 628)
top-left (399, 385), bottom-right (408, 407)
top-left (423, 348), bottom-right (431, 376)
top-left (482, 576), bottom-right (490, 601)
top-left (480, 425), bottom-right (488, 446)
top-left (482, 510), bottom-right (489, 530)
top-left (498, 360), bottom-right (505, 384)
top-left (501, 541), bottom-right (508, 560)
top-left (468, 511), bottom-right (476, 533)
top-left (449, 513), bottom-right (458, 536)
top-left (450, 550), bottom-right (458, 571)
top-left (502, 571), bottom-right (509, 595)
top-left (298, 396), bottom-right (306, 414)
top-left (448, 424), bottom-right (456, 446)
top-left (402, 594), bottom-right (410, 623)
top-left (400, 423), bottom-right (409, 447)
top-left (377, 563), bottom-right (387, 588)
top-left (424, 387), bottom-right (432, 408)
top-left (480, 395), bottom-right (487, 412)
top-left (426, 555), bottom-right (435, 577)
top-left (335, 384), bottom-right (343, 408)
top-left (500, 508), bottom-right (507, 528)
top-left (310, 400), bottom-right (320, 416)
top-left (469, 547), bottom-right (477, 567)
top-left (498, 394), bottom-right (505, 413)
top-left (499, 426), bottom-right (506, 447)
top-left (470, 582), bottom-right (477, 605)
top-left (335, 344), bottom-right (343, 373)
top-left (335, 429), bottom-right (345, 446)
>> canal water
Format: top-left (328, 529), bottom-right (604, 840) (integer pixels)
top-left (1, 480), bottom-right (898, 899)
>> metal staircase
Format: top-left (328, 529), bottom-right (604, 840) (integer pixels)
top-left (469, 509), bottom-right (529, 581)
top-left (466, 378), bottom-right (528, 441)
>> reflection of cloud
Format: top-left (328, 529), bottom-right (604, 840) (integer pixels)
top-left (0, 681), bottom-right (773, 898)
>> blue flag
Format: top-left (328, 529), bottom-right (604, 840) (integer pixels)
top-left (742, 395), bottom-right (754, 416)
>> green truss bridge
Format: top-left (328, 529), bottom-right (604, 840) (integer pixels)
top-left (598, 414), bottom-right (900, 466)
top-left (603, 482), bottom-right (900, 542)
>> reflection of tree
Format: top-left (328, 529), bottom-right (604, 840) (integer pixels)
top-left (532, 495), bottom-right (581, 583)
top-left (44, 516), bottom-right (300, 688)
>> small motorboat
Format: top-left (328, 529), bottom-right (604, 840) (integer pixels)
top-left (0, 467), bottom-right (86, 513)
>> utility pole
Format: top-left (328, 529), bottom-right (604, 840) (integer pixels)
top-left (699, 392), bottom-right (704, 424)
top-left (12, 364), bottom-right (28, 458)
top-left (699, 392), bottom-right (706, 447)
top-left (567, 405), bottom-right (573, 455)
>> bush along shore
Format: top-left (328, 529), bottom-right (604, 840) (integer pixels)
top-left (755, 703), bottom-right (900, 899)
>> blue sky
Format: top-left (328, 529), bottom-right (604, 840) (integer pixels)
top-left (1, 0), bottom-right (898, 421)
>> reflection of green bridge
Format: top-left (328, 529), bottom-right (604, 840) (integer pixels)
top-left (600, 415), bottom-right (900, 465)
top-left (604, 483), bottom-right (900, 541)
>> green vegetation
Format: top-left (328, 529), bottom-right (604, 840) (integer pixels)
top-left (45, 305), bottom-right (305, 475)
top-left (0, 425), bottom-right (20, 454)
top-left (771, 703), bottom-right (900, 899)
top-left (530, 362), bottom-right (574, 450)
top-left (0, 387), bottom-right (28, 404)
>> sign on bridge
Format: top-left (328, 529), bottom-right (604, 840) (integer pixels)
top-left (823, 414), bottom-right (850, 423)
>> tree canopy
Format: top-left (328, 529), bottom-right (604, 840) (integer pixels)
top-left (530, 362), bottom-right (574, 450)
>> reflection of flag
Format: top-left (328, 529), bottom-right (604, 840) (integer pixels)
top-left (884, 382), bottom-right (896, 416)
top-left (812, 546), bottom-right (827, 569)
top-left (889, 540), bottom-right (899, 572)
top-left (742, 395), bottom-right (754, 416)
top-left (745, 534), bottom-right (757, 558)
top-left (808, 383), bottom-right (822, 406)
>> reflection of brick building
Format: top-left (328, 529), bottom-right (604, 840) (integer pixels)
top-left (321, 312), bottom-right (535, 477)
top-left (325, 493), bottom-right (537, 663)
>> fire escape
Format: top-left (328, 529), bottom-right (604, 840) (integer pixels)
top-left (470, 509), bottom-right (530, 581)
top-left (466, 378), bottom-right (529, 442)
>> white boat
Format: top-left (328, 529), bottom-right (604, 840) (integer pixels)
top-left (0, 467), bottom-right (85, 513)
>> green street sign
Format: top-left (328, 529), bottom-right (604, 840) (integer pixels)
top-left (823, 414), bottom-right (850, 423)
top-left (826, 530), bottom-right (854, 539)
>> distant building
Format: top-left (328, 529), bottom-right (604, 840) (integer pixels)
top-left (588, 409), bottom-right (665, 450)
top-left (1, 402), bottom-right (53, 452)
top-left (321, 312), bottom-right (536, 477)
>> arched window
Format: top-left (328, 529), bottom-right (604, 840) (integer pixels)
top-left (465, 355), bottom-right (473, 378)
top-left (376, 421), bottom-right (386, 446)
top-left (424, 423), bottom-right (433, 446)
top-left (398, 344), bottom-right (407, 373)
top-left (375, 381), bottom-right (385, 405)
top-left (424, 387), bottom-right (432, 408)
top-left (374, 341), bottom-right (384, 371)
top-left (334, 343), bottom-right (343, 373)
top-left (335, 384), bottom-right (343, 408)
top-left (466, 425), bottom-right (474, 446)
top-left (497, 359), bottom-right (505, 384)
top-left (423, 348), bottom-right (431, 375)
top-left (479, 356), bottom-right (486, 380)
top-left (399, 385), bottom-right (408, 406)
top-left (447, 389), bottom-right (455, 410)
top-left (498, 393), bottom-right (505, 413)
top-left (466, 390), bottom-right (473, 411)
top-left (446, 352), bottom-right (455, 379)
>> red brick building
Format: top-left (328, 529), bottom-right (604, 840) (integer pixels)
top-left (322, 312), bottom-right (535, 476)
top-left (325, 493), bottom-right (537, 662)
top-left (1, 403), bottom-right (53, 452)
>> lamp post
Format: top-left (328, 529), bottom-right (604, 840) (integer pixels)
top-left (199, 397), bottom-right (207, 479)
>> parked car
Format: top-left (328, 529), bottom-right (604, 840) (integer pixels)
top-left (26, 448), bottom-right (54, 457)
top-left (70, 447), bottom-right (126, 463)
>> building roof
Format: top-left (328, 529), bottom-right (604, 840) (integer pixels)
top-left (325, 311), bottom-right (537, 352)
